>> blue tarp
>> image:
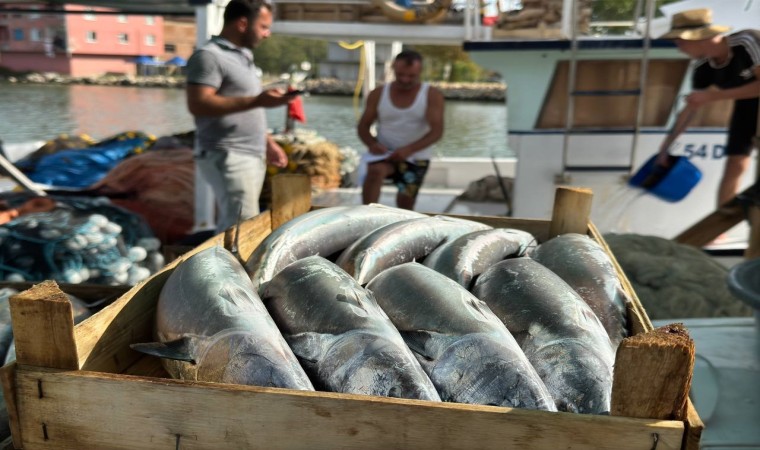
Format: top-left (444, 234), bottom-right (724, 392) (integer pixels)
top-left (165, 56), bottom-right (187, 66)
top-left (27, 137), bottom-right (150, 188)
top-left (133, 55), bottom-right (161, 65)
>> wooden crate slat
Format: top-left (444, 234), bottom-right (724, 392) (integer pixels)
top-left (2, 179), bottom-right (701, 449)
top-left (9, 281), bottom-right (78, 370)
top-left (14, 368), bottom-right (685, 450)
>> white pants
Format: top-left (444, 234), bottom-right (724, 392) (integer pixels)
top-left (195, 150), bottom-right (266, 233)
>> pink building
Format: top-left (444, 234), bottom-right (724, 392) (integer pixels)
top-left (0, 2), bottom-right (164, 76)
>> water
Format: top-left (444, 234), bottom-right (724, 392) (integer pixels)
top-left (0, 83), bottom-right (513, 157)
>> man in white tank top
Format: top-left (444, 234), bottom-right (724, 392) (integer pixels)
top-left (357, 50), bottom-right (445, 209)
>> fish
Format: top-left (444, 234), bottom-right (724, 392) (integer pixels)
top-left (472, 257), bottom-right (615, 414)
top-left (261, 256), bottom-right (441, 401)
top-left (530, 233), bottom-right (629, 348)
top-left (423, 228), bottom-right (536, 289)
top-left (336, 216), bottom-right (492, 285)
top-left (366, 262), bottom-right (556, 410)
top-left (130, 246), bottom-right (314, 391)
top-left (245, 204), bottom-right (425, 292)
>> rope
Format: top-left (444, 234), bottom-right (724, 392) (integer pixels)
top-left (338, 40), bottom-right (366, 121)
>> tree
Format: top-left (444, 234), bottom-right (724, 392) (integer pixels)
top-left (254, 35), bottom-right (328, 76)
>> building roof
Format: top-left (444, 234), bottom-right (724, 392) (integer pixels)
top-left (0, 0), bottom-right (205, 15)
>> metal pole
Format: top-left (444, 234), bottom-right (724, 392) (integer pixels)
top-left (561, 0), bottom-right (578, 182)
top-left (629, 0), bottom-right (655, 176)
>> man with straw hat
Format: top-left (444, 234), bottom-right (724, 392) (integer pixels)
top-left (656, 8), bottom-right (760, 209)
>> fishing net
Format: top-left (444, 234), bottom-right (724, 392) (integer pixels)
top-left (0, 195), bottom-right (164, 286)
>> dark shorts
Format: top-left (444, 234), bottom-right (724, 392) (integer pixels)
top-left (370, 159), bottom-right (430, 198)
top-left (726, 98), bottom-right (759, 156)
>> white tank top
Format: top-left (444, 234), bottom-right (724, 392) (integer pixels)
top-left (376, 82), bottom-right (433, 161)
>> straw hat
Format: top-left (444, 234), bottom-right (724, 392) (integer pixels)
top-left (659, 8), bottom-right (731, 40)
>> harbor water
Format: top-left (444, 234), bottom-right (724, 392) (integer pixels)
top-left (0, 83), bottom-right (512, 158)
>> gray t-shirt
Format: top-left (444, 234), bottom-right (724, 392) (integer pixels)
top-left (186, 36), bottom-right (267, 156)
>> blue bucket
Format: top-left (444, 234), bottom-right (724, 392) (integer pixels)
top-left (629, 154), bottom-right (702, 202)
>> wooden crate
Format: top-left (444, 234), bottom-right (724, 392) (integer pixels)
top-left (0, 175), bottom-right (702, 449)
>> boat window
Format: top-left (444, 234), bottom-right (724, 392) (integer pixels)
top-left (536, 60), bottom-right (732, 129)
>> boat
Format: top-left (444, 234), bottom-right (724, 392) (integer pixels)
top-left (1, 1), bottom-right (759, 447)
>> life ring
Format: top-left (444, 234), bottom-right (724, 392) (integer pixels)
top-left (373, 0), bottom-right (453, 23)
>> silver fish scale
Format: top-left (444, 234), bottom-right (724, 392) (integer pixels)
top-left (156, 246), bottom-right (314, 391)
top-left (261, 256), bottom-right (441, 401)
top-left (424, 228), bottom-right (536, 288)
top-left (473, 257), bottom-right (615, 414)
top-left (337, 215), bottom-right (493, 285)
top-left (367, 262), bottom-right (556, 411)
top-left (531, 233), bottom-right (629, 349)
top-left (246, 205), bottom-right (425, 292)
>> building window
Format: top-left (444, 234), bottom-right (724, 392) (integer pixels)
top-left (13, 29), bottom-right (24, 41)
top-left (118, 33), bottom-right (128, 44)
top-left (29, 7), bottom-right (41, 20)
top-left (145, 16), bottom-right (155, 25)
top-left (84, 9), bottom-right (95, 21)
top-left (86, 31), bottom-right (96, 43)
top-left (164, 43), bottom-right (176, 52)
top-left (30, 28), bottom-right (41, 42)
top-left (145, 34), bottom-right (155, 46)
top-left (117, 14), bottom-right (127, 23)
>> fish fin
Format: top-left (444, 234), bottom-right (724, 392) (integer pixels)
top-left (400, 330), bottom-right (439, 361)
top-left (334, 288), bottom-right (369, 314)
top-left (130, 337), bottom-right (197, 364)
top-left (286, 332), bottom-right (335, 364)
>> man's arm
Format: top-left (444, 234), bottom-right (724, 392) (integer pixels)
top-left (266, 134), bottom-right (288, 168)
top-left (656, 105), bottom-right (698, 166)
top-left (357, 88), bottom-right (390, 155)
top-left (685, 70), bottom-right (760, 107)
top-left (389, 87), bottom-right (445, 162)
top-left (187, 84), bottom-right (293, 117)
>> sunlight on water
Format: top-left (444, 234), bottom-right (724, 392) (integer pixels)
top-left (593, 185), bottom-right (647, 234)
top-left (0, 84), bottom-right (513, 158)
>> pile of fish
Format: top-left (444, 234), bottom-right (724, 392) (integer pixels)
top-left (133, 204), bottom-right (630, 415)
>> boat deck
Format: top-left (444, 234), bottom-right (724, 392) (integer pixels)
top-left (312, 185), bottom-right (512, 217)
top-left (653, 318), bottom-right (760, 450)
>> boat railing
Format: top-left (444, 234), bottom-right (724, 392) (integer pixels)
top-left (270, 0), bottom-right (657, 44)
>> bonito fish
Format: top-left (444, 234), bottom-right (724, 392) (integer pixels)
top-left (472, 257), bottom-right (615, 414)
top-left (424, 228), bottom-right (536, 289)
top-left (261, 256), bottom-right (441, 401)
top-left (366, 262), bottom-right (556, 410)
top-left (531, 233), bottom-right (629, 348)
top-left (337, 216), bottom-right (492, 285)
top-left (131, 246), bottom-right (314, 391)
top-left (246, 205), bottom-right (425, 292)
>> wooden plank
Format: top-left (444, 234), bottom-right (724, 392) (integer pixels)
top-left (682, 401), bottom-right (704, 450)
top-left (9, 281), bottom-right (78, 370)
top-left (13, 368), bottom-right (685, 450)
top-left (271, 174), bottom-right (312, 230)
top-left (0, 282), bottom-right (128, 304)
top-left (549, 186), bottom-right (593, 237)
top-left (0, 363), bottom-right (22, 450)
top-left (588, 222), bottom-right (652, 335)
top-left (744, 206), bottom-right (760, 259)
top-left (674, 205), bottom-right (744, 247)
top-left (611, 324), bottom-right (695, 420)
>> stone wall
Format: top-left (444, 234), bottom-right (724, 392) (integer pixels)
top-left (1, 72), bottom-right (506, 102)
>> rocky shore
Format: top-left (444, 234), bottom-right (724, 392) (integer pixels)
top-left (1, 72), bottom-right (506, 102)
